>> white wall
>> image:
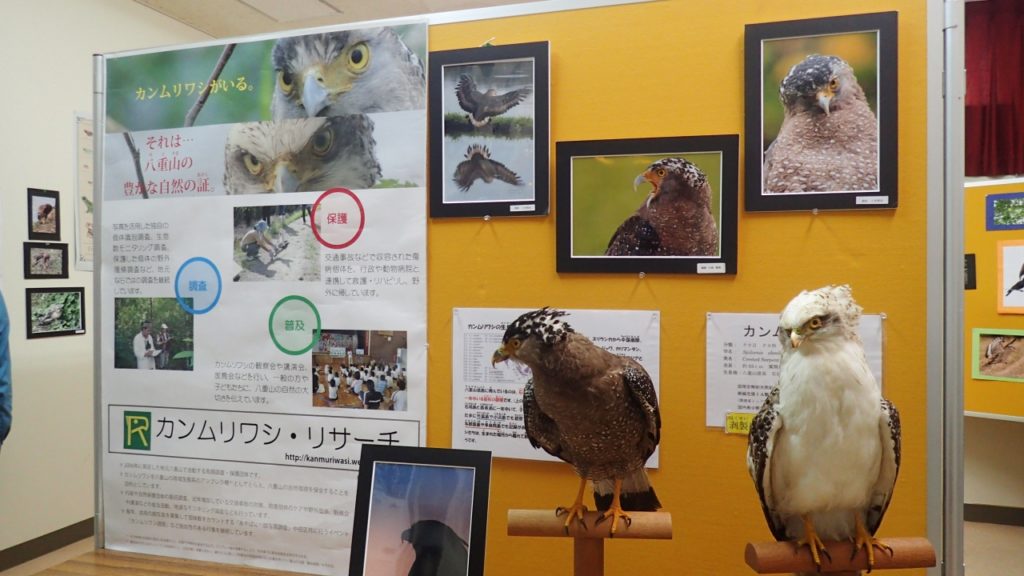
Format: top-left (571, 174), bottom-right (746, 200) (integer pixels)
top-left (0, 0), bottom-right (207, 551)
top-left (965, 415), bottom-right (1024, 509)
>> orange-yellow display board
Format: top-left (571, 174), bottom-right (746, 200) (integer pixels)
top-left (965, 180), bottom-right (1024, 418)
top-left (427, 2), bottom-right (929, 574)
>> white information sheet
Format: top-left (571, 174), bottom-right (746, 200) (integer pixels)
top-left (452, 307), bottom-right (660, 467)
top-left (705, 312), bottom-right (884, 427)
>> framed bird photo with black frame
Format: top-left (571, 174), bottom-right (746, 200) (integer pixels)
top-left (429, 41), bottom-right (549, 218)
top-left (25, 287), bottom-right (86, 339)
top-left (556, 135), bottom-right (738, 275)
top-left (27, 188), bottom-right (61, 241)
top-left (348, 444), bottom-right (491, 576)
top-left (23, 242), bottom-right (69, 280)
top-left (744, 11), bottom-right (898, 212)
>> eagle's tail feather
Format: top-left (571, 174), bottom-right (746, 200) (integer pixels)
top-left (593, 469), bottom-right (660, 511)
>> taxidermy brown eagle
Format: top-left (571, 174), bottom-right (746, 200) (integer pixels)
top-left (747, 285), bottom-right (901, 573)
top-left (605, 157), bottom-right (718, 257)
top-left (455, 73), bottom-right (531, 127)
top-left (492, 308), bottom-right (660, 535)
top-left (452, 144), bottom-right (523, 192)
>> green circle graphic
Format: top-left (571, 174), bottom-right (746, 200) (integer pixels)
top-left (268, 295), bottom-right (321, 355)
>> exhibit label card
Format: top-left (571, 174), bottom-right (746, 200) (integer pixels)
top-left (705, 312), bottom-right (883, 427)
top-left (452, 307), bottom-right (660, 468)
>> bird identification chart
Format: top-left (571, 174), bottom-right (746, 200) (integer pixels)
top-left (98, 23), bottom-right (427, 575)
top-left (705, 312), bottom-right (883, 428)
top-left (451, 307), bottom-right (661, 468)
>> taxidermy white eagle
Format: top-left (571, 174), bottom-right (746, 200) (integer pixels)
top-left (747, 285), bottom-right (900, 574)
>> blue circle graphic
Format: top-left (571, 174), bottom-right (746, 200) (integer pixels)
top-left (174, 257), bottom-right (222, 315)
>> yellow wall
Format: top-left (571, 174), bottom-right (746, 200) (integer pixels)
top-left (427, 1), bottom-right (929, 574)
top-left (964, 181), bottom-right (1024, 418)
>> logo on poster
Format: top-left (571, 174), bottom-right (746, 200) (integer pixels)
top-left (124, 411), bottom-right (151, 450)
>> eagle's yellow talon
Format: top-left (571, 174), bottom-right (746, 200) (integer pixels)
top-left (795, 515), bottom-right (830, 570)
top-left (555, 477), bottom-right (589, 533)
top-left (853, 514), bottom-right (892, 572)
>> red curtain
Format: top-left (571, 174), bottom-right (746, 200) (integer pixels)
top-left (965, 0), bottom-right (1024, 176)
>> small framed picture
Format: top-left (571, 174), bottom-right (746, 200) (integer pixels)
top-left (23, 242), bottom-right (69, 279)
top-left (997, 239), bottom-right (1024, 314)
top-left (972, 328), bottom-right (1024, 383)
top-left (986, 192), bottom-right (1024, 231)
top-left (744, 12), bottom-right (898, 211)
top-left (28, 188), bottom-right (61, 241)
top-left (429, 41), bottom-right (549, 218)
top-left (348, 445), bottom-right (491, 576)
top-left (556, 135), bottom-right (738, 274)
top-left (26, 287), bottom-right (85, 339)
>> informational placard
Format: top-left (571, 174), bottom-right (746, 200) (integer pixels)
top-left (705, 312), bottom-right (884, 427)
top-left (452, 307), bottom-right (660, 467)
top-left (98, 23), bottom-right (427, 575)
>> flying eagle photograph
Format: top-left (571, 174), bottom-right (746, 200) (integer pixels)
top-left (757, 31), bottom-right (881, 195)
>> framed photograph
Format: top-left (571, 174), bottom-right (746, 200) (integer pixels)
top-left (429, 41), bottom-right (549, 218)
top-left (23, 242), bottom-right (69, 279)
top-left (986, 191), bottom-right (1024, 231)
top-left (28, 188), bottom-right (61, 241)
top-left (744, 12), bottom-right (898, 211)
top-left (26, 287), bottom-right (85, 339)
top-left (972, 328), bottom-right (1024, 383)
top-left (348, 445), bottom-right (491, 576)
top-left (997, 240), bottom-right (1024, 314)
top-left (556, 135), bottom-right (738, 274)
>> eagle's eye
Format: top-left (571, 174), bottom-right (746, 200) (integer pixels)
top-left (242, 153), bottom-right (262, 175)
top-left (829, 77), bottom-right (839, 91)
top-left (655, 168), bottom-right (666, 177)
top-left (311, 126), bottom-right (335, 157)
top-left (278, 70), bottom-right (295, 94)
top-left (347, 42), bottom-right (370, 72)
top-left (808, 316), bottom-right (823, 330)
top-left (509, 338), bottom-right (521, 350)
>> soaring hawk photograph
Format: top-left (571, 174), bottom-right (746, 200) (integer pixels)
top-left (452, 144), bottom-right (523, 192)
top-left (762, 54), bottom-right (879, 194)
top-left (747, 285), bottom-right (900, 573)
top-left (271, 27), bottom-right (425, 119)
top-left (455, 73), bottom-right (532, 128)
top-left (492, 308), bottom-right (661, 535)
top-left (605, 157), bottom-right (719, 257)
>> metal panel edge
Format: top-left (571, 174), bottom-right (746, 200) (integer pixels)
top-left (92, 53), bottom-right (106, 550)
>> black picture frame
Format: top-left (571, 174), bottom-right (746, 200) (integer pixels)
top-left (23, 242), bottom-right (69, 279)
top-left (744, 12), bottom-right (898, 211)
top-left (27, 188), bottom-right (61, 241)
top-left (556, 135), bottom-right (738, 274)
top-left (25, 287), bottom-right (86, 339)
top-left (429, 42), bottom-right (549, 218)
top-left (348, 444), bottom-right (491, 576)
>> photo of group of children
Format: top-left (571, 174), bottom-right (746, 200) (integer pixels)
top-left (312, 329), bottom-right (408, 411)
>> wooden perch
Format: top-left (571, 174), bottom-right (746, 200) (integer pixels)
top-left (508, 509), bottom-right (673, 576)
top-left (745, 537), bottom-right (936, 574)
top-left (507, 509), bottom-right (673, 539)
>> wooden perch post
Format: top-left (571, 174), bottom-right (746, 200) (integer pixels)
top-left (508, 509), bottom-right (673, 576)
top-left (745, 537), bottom-right (936, 574)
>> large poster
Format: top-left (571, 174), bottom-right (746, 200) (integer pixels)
top-left (99, 24), bottom-right (428, 575)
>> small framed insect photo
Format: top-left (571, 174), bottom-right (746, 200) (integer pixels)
top-left (28, 188), bottom-right (61, 241)
top-left (429, 41), bottom-right (549, 218)
top-left (26, 287), bottom-right (85, 339)
top-left (744, 12), bottom-right (898, 211)
top-left (348, 445), bottom-right (491, 576)
top-left (556, 135), bottom-right (738, 275)
top-left (23, 242), bottom-right (69, 279)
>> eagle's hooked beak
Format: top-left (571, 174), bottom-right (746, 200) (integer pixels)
top-left (302, 69), bottom-right (330, 117)
top-left (635, 170), bottom-right (662, 209)
top-left (816, 86), bottom-right (834, 116)
top-left (492, 344), bottom-right (510, 367)
top-left (269, 161), bottom-right (300, 193)
top-left (790, 330), bottom-right (805, 349)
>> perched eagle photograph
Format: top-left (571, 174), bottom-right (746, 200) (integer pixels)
top-left (566, 149), bottom-right (723, 260)
top-left (758, 32), bottom-right (881, 195)
top-left (999, 242), bottom-right (1024, 313)
top-left (747, 285), bottom-right (900, 573)
top-left (492, 308), bottom-right (661, 535)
